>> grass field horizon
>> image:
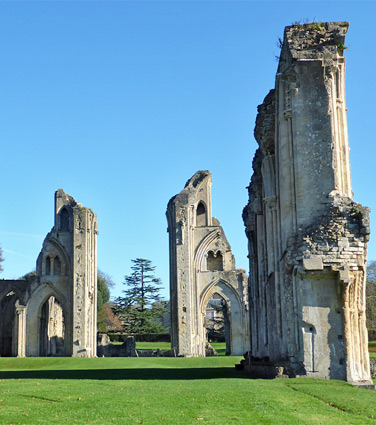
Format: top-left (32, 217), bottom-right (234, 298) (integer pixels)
top-left (129, 341), bottom-right (227, 356)
top-left (1, 356), bottom-right (376, 424)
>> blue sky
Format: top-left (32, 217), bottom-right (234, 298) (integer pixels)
top-left (1, 1), bottom-right (375, 301)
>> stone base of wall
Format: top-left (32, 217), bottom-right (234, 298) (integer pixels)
top-left (236, 357), bottom-right (289, 379)
top-left (97, 347), bottom-right (176, 358)
top-left (349, 381), bottom-right (375, 390)
top-left (137, 349), bottom-right (176, 357)
top-left (237, 356), bottom-right (376, 388)
top-left (97, 334), bottom-right (137, 357)
top-left (97, 333), bottom-right (176, 357)
top-left (369, 358), bottom-right (376, 379)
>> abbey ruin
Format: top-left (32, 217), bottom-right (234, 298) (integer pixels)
top-left (0, 190), bottom-right (97, 357)
top-left (167, 171), bottom-right (249, 357)
top-left (0, 21), bottom-right (372, 387)
top-left (243, 22), bottom-right (372, 384)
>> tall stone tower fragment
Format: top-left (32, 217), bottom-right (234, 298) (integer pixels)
top-left (0, 190), bottom-right (98, 357)
top-left (51, 189), bottom-right (98, 357)
top-left (167, 171), bottom-right (249, 357)
top-left (243, 22), bottom-right (372, 384)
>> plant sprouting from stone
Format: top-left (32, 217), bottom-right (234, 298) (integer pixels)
top-left (351, 206), bottom-right (361, 217)
top-left (337, 44), bottom-right (348, 51)
top-left (308, 21), bottom-right (324, 32)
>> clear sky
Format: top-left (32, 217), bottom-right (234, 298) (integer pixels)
top-left (1, 1), bottom-right (375, 301)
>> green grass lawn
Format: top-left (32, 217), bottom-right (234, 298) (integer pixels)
top-left (210, 342), bottom-right (226, 356)
top-left (369, 341), bottom-right (376, 358)
top-left (111, 341), bottom-right (172, 350)
top-left (112, 341), bottom-right (376, 358)
top-left (134, 341), bottom-right (172, 351)
top-left (1, 357), bottom-right (376, 424)
top-left (113, 341), bottom-right (228, 355)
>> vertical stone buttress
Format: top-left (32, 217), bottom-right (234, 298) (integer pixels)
top-left (54, 190), bottom-right (98, 357)
top-left (167, 171), bottom-right (249, 357)
top-left (243, 23), bottom-right (371, 383)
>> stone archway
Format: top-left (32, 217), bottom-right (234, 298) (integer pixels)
top-left (200, 279), bottom-right (247, 356)
top-left (204, 293), bottom-right (230, 355)
top-left (39, 296), bottom-right (65, 357)
top-left (26, 283), bottom-right (70, 357)
top-left (0, 291), bottom-right (18, 357)
top-left (0, 190), bottom-right (97, 358)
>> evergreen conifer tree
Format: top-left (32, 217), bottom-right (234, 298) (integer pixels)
top-left (115, 258), bottom-right (167, 334)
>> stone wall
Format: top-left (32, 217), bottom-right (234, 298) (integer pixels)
top-left (97, 334), bottom-right (176, 357)
top-left (0, 190), bottom-right (98, 357)
top-left (369, 358), bottom-right (376, 379)
top-left (243, 22), bottom-right (371, 384)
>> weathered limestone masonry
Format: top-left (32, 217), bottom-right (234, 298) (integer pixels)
top-left (243, 22), bottom-right (372, 384)
top-left (0, 190), bottom-right (97, 357)
top-left (167, 171), bottom-right (249, 357)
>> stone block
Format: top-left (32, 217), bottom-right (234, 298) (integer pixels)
top-left (303, 258), bottom-right (323, 271)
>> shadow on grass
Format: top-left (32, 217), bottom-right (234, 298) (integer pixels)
top-left (0, 367), bottom-right (248, 381)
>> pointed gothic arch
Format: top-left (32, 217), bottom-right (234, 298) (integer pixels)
top-left (59, 207), bottom-right (70, 232)
top-left (53, 256), bottom-right (61, 275)
top-left (0, 291), bottom-right (18, 356)
top-left (46, 256), bottom-right (51, 275)
top-left (42, 237), bottom-right (70, 277)
top-left (194, 229), bottom-right (221, 272)
top-left (199, 278), bottom-right (248, 356)
top-left (39, 296), bottom-right (65, 356)
top-left (196, 201), bottom-right (207, 227)
top-left (207, 250), bottom-right (223, 271)
top-left (26, 283), bottom-right (70, 357)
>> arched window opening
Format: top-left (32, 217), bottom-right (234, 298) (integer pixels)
top-left (205, 294), bottom-right (230, 355)
top-left (60, 208), bottom-right (69, 232)
top-left (207, 251), bottom-right (223, 271)
top-left (46, 257), bottom-right (51, 275)
top-left (39, 296), bottom-right (65, 356)
top-left (196, 202), bottom-right (207, 227)
top-left (53, 256), bottom-right (61, 276)
top-left (0, 292), bottom-right (18, 357)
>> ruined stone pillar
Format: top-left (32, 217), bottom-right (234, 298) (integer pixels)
top-left (167, 171), bottom-right (249, 357)
top-left (15, 304), bottom-right (26, 357)
top-left (243, 22), bottom-right (372, 384)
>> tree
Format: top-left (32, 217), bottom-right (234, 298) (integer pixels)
top-left (115, 258), bottom-right (167, 334)
top-left (366, 261), bottom-right (376, 340)
top-left (0, 245), bottom-right (4, 273)
top-left (97, 270), bottom-right (120, 332)
top-left (97, 270), bottom-right (111, 312)
top-left (20, 270), bottom-right (36, 280)
top-left (97, 302), bottom-right (123, 333)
